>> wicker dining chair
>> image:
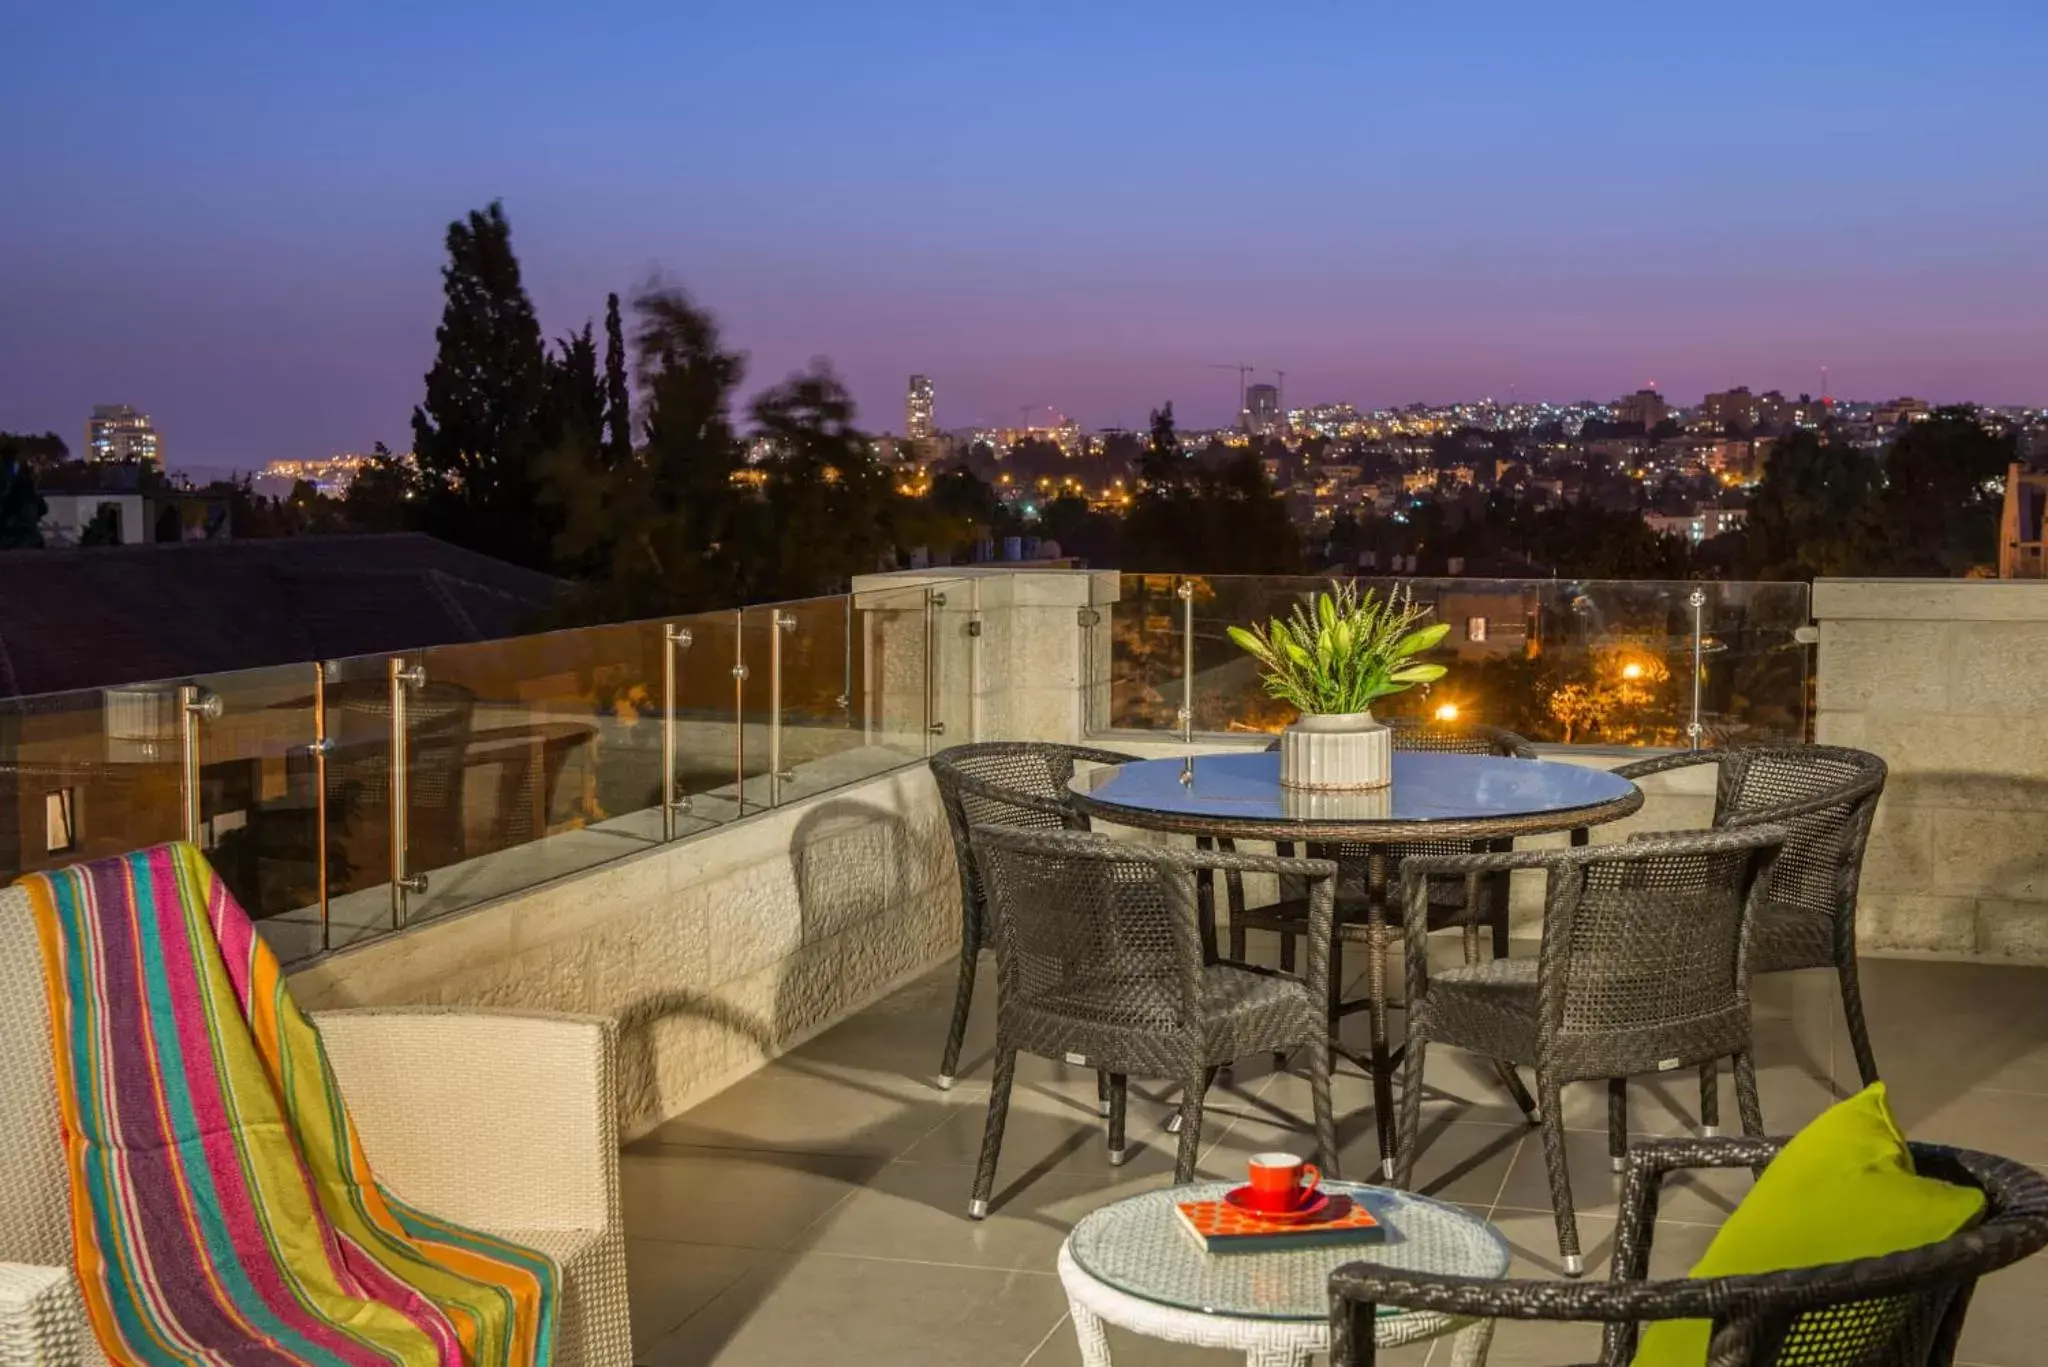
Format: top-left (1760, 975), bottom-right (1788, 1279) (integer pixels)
top-left (965, 825), bottom-right (1340, 1218)
top-left (929, 742), bottom-right (1139, 1091)
top-left (1393, 825), bottom-right (1788, 1274)
top-left (1614, 745), bottom-right (1888, 1095)
top-left (1248, 719), bottom-right (1537, 972)
top-left (1331, 1136), bottom-right (2048, 1366)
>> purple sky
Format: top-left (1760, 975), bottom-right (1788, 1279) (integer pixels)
top-left (4, 1), bottom-right (2045, 470)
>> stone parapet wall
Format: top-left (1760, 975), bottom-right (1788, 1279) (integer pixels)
top-left (289, 765), bottom-right (956, 1137)
top-left (1815, 578), bottom-right (2048, 962)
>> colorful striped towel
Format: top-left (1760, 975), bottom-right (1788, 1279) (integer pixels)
top-left (23, 843), bottom-right (558, 1367)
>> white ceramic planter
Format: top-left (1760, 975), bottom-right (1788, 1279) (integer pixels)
top-left (1277, 711), bottom-right (1393, 791)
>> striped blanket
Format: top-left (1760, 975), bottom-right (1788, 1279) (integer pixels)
top-left (23, 843), bottom-right (558, 1367)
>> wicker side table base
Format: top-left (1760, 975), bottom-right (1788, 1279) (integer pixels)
top-left (1056, 1245), bottom-right (1494, 1366)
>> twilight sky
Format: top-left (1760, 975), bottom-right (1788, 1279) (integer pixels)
top-left (4, 0), bottom-right (2044, 470)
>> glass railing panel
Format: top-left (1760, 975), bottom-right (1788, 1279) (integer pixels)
top-left (929, 579), bottom-right (978, 749)
top-left (667, 607), bottom-right (749, 826)
top-left (1109, 573), bottom-right (1194, 732)
top-left (318, 651), bottom-right (402, 950)
top-left (405, 621), bottom-right (671, 925)
top-left (737, 607), bottom-right (778, 813)
top-left (0, 684), bottom-right (185, 887)
top-left (771, 594), bottom-right (880, 801)
top-left (185, 663), bottom-right (324, 957)
top-left (1697, 581), bottom-right (1813, 745)
top-left (850, 579), bottom-right (943, 760)
top-left (1110, 573), bottom-right (1814, 749)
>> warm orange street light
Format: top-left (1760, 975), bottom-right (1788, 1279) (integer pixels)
top-left (1620, 661), bottom-right (1645, 681)
top-left (1433, 702), bottom-right (1460, 722)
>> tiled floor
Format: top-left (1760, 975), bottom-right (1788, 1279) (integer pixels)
top-left (621, 942), bottom-right (2048, 1366)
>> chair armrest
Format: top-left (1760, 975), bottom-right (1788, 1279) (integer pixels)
top-left (0, 1263), bottom-right (96, 1367)
top-left (1610, 750), bottom-right (1722, 783)
top-left (311, 1008), bottom-right (619, 1233)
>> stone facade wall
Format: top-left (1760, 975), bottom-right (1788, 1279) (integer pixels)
top-left (289, 765), bottom-right (956, 1137)
top-left (1815, 579), bottom-right (2048, 962)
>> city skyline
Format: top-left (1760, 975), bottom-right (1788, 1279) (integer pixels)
top-left (6, 1), bottom-right (2047, 467)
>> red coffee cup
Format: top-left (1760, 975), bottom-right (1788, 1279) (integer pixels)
top-left (1246, 1152), bottom-right (1320, 1212)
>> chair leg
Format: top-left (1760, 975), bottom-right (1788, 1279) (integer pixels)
top-left (938, 943), bottom-right (978, 1089)
top-left (1537, 1072), bottom-right (1583, 1276)
top-left (1173, 1074), bottom-right (1207, 1182)
top-left (1698, 1060), bottom-right (1721, 1136)
top-left (1495, 1061), bottom-right (1540, 1124)
top-left (1392, 1031), bottom-right (1428, 1189)
top-left (1309, 1030), bottom-right (1341, 1182)
top-left (969, 1047), bottom-right (1016, 1219)
top-left (1097, 1069), bottom-right (1111, 1118)
top-left (1164, 1065), bottom-right (1220, 1134)
top-left (1732, 1050), bottom-right (1765, 1139)
top-left (1837, 954), bottom-right (1881, 1088)
top-left (1106, 1072), bottom-right (1129, 1165)
top-left (1607, 1078), bottom-right (1628, 1173)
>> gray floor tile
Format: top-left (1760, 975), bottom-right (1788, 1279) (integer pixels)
top-left (625, 1240), bottom-right (768, 1353)
top-left (636, 1064), bottom-right (965, 1157)
top-left (621, 1146), bottom-right (880, 1251)
top-left (640, 1253), bottom-right (1071, 1367)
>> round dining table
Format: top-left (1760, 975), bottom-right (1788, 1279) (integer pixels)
top-left (1069, 748), bottom-right (1644, 1175)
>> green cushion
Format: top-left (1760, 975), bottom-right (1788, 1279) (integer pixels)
top-left (1630, 1083), bottom-right (1985, 1366)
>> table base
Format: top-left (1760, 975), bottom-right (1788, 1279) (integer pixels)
top-left (1057, 1244), bottom-right (1495, 1367)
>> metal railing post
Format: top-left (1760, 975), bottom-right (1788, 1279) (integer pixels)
top-left (769, 611), bottom-right (798, 805)
top-left (732, 610), bottom-right (749, 811)
top-left (662, 624), bottom-right (693, 839)
top-left (1176, 579), bottom-right (1196, 744)
top-left (177, 685), bottom-right (221, 848)
top-left (388, 658), bottom-right (427, 927)
top-left (312, 663), bottom-right (334, 952)
top-left (1687, 588), bottom-right (1707, 751)
top-left (838, 594), bottom-right (852, 714)
top-left (924, 590), bottom-right (947, 755)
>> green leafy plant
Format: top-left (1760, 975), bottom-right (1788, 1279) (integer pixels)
top-left (1226, 582), bottom-right (1449, 716)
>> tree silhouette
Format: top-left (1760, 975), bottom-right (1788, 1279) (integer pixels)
top-left (1864, 407), bottom-right (2012, 576)
top-left (601, 292), bottom-right (632, 468)
top-left (0, 444), bottom-right (46, 549)
top-left (744, 362), bottom-right (896, 600)
top-left (1741, 430), bottom-right (1877, 579)
top-left (410, 201), bottom-right (556, 569)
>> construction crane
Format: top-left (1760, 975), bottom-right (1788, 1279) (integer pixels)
top-left (1207, 363), bottom-right (1254, 423)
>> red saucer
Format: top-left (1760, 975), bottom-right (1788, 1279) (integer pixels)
top-left (1222, 1185), bottom-right (1332, 1223)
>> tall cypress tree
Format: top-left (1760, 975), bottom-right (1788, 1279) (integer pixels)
top-left (601, 292), bottom-right (632, 467)
top-left (410, 201), bottom-right (554, 568)
top-left (0, 444), bottom-right (46, 549)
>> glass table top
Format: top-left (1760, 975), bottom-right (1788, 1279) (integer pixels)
top-left (1071, 750), bottom-right (1638, 827)
top-left (1067, 1181), bottom-right (1510, 1321)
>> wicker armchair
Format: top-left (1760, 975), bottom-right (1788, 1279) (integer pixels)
top-left (1247, 719), bottom-right (1536, 969)
top-left (0, 887), bottom-right (631, 1367)
top-left (1331, 1136), bottom-right (2048, 1366)
top-left (965, 826), bottom-right (1340, 1218)
top-left (1394, 826), bottom-right (1788, 1275)
top-left (1614, 745), bottom-right (1888, 1091)
top-left (929, 742), bottom-right (1138, 1090)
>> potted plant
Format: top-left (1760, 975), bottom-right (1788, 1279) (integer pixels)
top-left (1227, 582), bottom-right (1449, 790)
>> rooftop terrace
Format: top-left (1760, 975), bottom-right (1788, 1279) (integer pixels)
top-left (6, 566), bottom-right (2048, 1364)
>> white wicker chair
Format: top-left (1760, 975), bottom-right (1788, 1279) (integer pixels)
top-left (0, 885), bottom-right (633, 1367)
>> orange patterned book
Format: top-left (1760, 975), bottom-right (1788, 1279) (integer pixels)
top-left (1174, 1194), bottom-right (1384, 1253)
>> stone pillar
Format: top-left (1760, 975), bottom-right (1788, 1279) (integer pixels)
top-left (1814, 578), bottom-right (2048, 962)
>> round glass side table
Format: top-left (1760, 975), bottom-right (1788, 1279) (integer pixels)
top-left (1058, 1180), bottom-right (1511, 1366)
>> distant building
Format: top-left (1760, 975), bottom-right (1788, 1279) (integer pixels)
top-left (1697, 387), bottom-right (1759, 433)
top-left (905, 375), bottom-right (935, 442)
top-left (1612, 388), bottom-right (1670, 430)
top-left (1645, 505), bottom-right (1747, 543)
top-left (1874, 396), bottom-right (1931, 429)
top-left (32, 461), bottom-right (232, 547)
top-left (1244, 383), bottom-right (1282, 437)
top-left (257, 452), bottom-right (386, 497)
top-left (85, 405), bottom-right (161, 465)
